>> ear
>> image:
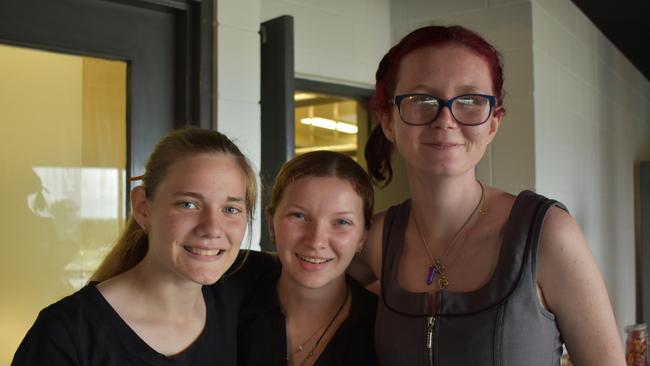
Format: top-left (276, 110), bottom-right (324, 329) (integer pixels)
top-left (486, 106), bottom-right (504, 144)
top-left (357, 230), bottom-right (368, 254)
top-left (378, 111), bottom-right (396, 143)
top-left (131, 186), bottom-right (150, 232)
top-left (265, 208), bottom-right (276, 244)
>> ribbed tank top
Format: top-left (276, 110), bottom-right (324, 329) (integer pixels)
top-left (375, 191), bottom-right (564, 365)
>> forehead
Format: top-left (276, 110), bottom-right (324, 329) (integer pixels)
top-left (281, 176), bottom-right (362, 208)
top-left (157, 152), bottom-right (246, 195)
top-left (395, 45), bottom-right (493, 94)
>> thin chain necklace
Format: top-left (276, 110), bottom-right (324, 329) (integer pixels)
top-left (286, 287), bottom-right (350, 366)
top-left (412, 180), bottom-right (486, 290)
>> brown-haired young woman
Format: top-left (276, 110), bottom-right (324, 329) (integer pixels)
top-left (238, 150), bottom-right (379, 366)
top-left (359, 25), bottom-right (625, 365)
top-left (13, 127), bottom-right (272, 365)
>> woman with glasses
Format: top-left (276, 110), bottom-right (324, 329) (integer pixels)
top-left (358, 25), bottom-right (624, 365)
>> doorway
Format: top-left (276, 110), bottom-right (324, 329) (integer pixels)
top-left (0, 0), bottom-right (212, 362)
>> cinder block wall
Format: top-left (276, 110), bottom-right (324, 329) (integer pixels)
top-left (532, 0), bottom-right (650, 334)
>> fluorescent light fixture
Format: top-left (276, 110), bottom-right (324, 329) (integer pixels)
top-left (300, 117), bottom-right (358, 134)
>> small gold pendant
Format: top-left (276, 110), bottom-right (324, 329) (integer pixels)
top-left (433, 260), bottom-right (445, 274)
top-left (438, 274), bottom-right (449, 290)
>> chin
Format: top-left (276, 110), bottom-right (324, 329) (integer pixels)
top-left (185, 268), bottom-right (228, 285)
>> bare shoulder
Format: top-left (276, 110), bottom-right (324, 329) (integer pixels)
top-left (537, 206), bottom-right (587, 270)
top-left (536, 206), bottom-right (625, 365)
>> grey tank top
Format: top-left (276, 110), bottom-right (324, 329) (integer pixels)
top-left (375, 191), bottom-right (565, 366)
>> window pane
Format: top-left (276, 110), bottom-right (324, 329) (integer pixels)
top-left (0, 44), bottom-right (126, 363)
top-left (294, 92), bottom-right (360, 159)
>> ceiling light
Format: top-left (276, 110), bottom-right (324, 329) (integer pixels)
top-left (300, 117), bottom-right (358, 134)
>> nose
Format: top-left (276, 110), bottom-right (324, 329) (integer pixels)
top-left (431, 104), bottom-right (457, 129)
top-left (303, 221), bottom-right (328, 250)
top-left (196, 207), bottom-right (224, 238)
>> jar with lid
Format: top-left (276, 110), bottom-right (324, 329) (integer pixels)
top-left (625, 323), bottom-right (648, 366)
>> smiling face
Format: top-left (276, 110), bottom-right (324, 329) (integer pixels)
top-left (133, 152), bottom-right (248, 286)
top-left (271, 176), bottom-right (366, 290)
top-left (381, 45), bottom-right (503, 177)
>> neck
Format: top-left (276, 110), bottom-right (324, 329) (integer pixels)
top-left (276, 272), bottom-right (348, 319)
top-left (109, 257), bottom-right (205, 317)
top-left (407, 171), bottom-right (484, 241)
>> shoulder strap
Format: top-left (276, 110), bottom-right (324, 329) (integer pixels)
top-left (523, 191), bottom-right (567, 280)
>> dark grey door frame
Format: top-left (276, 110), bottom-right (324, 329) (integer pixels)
top-left (0, 0), bottom-right (214, 184)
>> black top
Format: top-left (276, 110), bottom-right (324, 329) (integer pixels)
top-left (238, 271), bottom-right (379, 366)
top-left (12, 250), bottom-right (278, 366)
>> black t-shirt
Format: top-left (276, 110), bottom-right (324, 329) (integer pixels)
top-left (238, 271), bottom-right (379, 366)
top-left (12, 250), bottom-right (278, 366)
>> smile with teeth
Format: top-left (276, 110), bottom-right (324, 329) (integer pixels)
top-left (296, 253), bottom-right (332, 264)
top-left (184, 246), bottom-right (224, 256)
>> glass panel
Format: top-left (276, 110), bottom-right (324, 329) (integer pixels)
top-left (0, 44), bottom-right (126, 364)
top-left (294, 91), bottom-right (361, 159)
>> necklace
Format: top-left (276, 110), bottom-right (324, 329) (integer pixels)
top-left (286, 287), bottom-right (350, 366)
top-left (412, 180), bottom-right (486, 290)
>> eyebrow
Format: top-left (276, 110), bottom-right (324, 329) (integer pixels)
top-left (172, 191), bottom-right (246, 203)
top-left (283, 204), bottom-right (357, 216)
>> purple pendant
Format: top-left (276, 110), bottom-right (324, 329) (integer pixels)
top-left (426, 265), bottom-right (437, 285)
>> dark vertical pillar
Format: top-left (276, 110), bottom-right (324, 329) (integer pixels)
top-left (260, 15), bottom-right (294, 250)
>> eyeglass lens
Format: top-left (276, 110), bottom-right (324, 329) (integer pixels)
top-left (399, 95), bottom-right (491, 125)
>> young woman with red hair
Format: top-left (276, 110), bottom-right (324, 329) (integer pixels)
top-left (359, 25), bottom-right (624, 365)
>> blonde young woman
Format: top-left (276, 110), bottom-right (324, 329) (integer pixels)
top-left (359, 26), bottom-right (625, 365)
top-left (238, 151), bottom-right (379, 366)
top-left (13, 127), bottom-right (273, 365)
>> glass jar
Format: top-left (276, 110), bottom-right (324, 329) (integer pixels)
top-left (625, 323), bottom-right (648, 366)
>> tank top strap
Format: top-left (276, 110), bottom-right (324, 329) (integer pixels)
top-left (437, 190), bottom-right (566, 315)
top-left (520, 191), bottom-right (567, 282)
top-left (380, 199), bottom-right (430, 316)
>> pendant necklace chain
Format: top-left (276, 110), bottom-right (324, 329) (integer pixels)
top-left (286, 286), bottom-right (350, 366)
top-left (412, 180), bottom-right (486, 290)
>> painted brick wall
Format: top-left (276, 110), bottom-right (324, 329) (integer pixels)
top-left (532, 0), bottom-right (650, 334)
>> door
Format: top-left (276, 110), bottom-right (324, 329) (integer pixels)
top-left (0, 0), bottom-right (212, 362)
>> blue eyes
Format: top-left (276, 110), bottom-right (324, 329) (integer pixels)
top-left (224, 206), bottom-right (242, 215)
top-left (336, 219), bottom-right (352, 226)
top-left (289, 212), bottom-right (306, 220)
top-left (287, 212), bottom-right (353, 227)
top-left (180, 201), bottom-right (198, 209)
top-left (177, 201), bottom-right (243, 215)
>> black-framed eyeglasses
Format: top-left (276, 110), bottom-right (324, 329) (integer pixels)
top-left (391, 93), bottom-right (497, 126)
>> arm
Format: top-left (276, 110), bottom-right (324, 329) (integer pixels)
top-left (537, 207), bottom-right (625, 366)
top-left (12, 310), bottom-right (79, 366)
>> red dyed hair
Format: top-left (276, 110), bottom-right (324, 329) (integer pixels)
top-left (365, 25), bottom-right (506, 186)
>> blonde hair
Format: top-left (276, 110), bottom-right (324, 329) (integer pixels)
top-left (91, 127), bottom-right (257, 282)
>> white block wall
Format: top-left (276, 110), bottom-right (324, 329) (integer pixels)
top-left (532, 0), bottom-right (650, 335)
top-left (216, 0), bottom-right (263, 250)
top-left (261, 0), bottom-right (391, 87)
